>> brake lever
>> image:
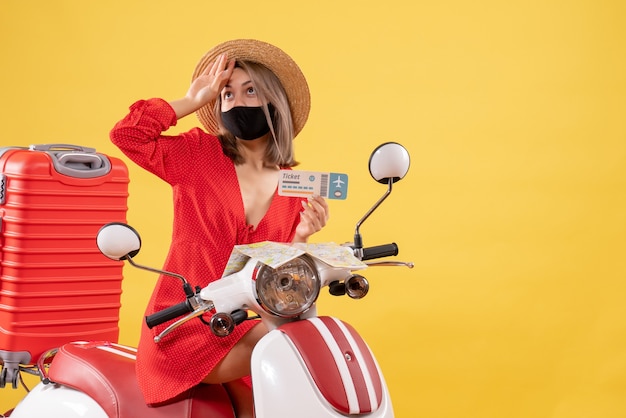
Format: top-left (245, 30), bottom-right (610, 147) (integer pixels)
top-left (365, 260), bottom-right (414, 268)
top-left (154, 301), bottom-right (214, 343)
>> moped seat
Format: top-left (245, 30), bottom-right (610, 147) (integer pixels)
top-left (45, 341), bottom-right (234, 418)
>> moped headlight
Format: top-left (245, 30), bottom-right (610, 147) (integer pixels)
top-left (253, 255), bottom-right (320, 318)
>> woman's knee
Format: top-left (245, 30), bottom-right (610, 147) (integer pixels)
top-left (203, 322), bottom-right (267, 384)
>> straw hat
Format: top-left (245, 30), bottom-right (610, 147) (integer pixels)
top-left (192, 39), bottom-right (311, 137)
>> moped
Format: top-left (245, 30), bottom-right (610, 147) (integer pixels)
top-left (2, 142), bottom-right (412, 418)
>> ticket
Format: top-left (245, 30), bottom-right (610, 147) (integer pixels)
top-left (278, 170), bottom-right (348, 200)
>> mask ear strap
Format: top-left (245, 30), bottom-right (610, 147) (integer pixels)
top-left (265, 103), bottom-right (285, 163)
top-left (214, 98), bottom-right (225, 134)
top-left (265, 103), bottom-right (276, 127)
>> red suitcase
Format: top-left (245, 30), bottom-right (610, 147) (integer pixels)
top-left (0, 144), bottom-right (129, 385)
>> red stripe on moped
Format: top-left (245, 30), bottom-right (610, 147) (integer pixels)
top-left (279, 316), bottom-right (382, 414)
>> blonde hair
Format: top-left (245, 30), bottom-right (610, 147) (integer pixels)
top-left (214, 61), bottom-right (298, 167)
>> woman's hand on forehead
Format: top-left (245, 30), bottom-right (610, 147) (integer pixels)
top-left (189, 53), bottom-right (236, 106)
top-left (170, 53), bottom-right (236, 120)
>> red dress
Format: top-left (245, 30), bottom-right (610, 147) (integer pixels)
top-left (110, 98), bottom-right (305, 404)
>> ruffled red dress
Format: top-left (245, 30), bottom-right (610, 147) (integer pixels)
top-left (110, 98), bottom-right (305, 404)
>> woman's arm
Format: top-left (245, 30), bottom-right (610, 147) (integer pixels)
top-left (109, 54), bottom-right (233, 182)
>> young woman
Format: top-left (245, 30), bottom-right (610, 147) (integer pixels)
top-left (110, 39), bottom-right (329, 417)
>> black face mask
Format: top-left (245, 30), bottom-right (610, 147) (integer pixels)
top-left (221, 104), bottom-right (274, 140)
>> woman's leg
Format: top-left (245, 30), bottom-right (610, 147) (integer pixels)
top-left (202, 322), bottom-right (267, 417)
top-left (223, 379), bottom-right (255, 418)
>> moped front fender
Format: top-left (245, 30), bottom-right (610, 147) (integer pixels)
top-left (252, 316), bottom-right (394, 418)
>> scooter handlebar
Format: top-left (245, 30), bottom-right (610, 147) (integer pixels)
top-left (145, 301), bottom-right (193, 329)
top-left (361, 243), bottom-right (398, 260)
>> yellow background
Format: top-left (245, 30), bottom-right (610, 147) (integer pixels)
top-left (2, 0), bottom-right (625, 416)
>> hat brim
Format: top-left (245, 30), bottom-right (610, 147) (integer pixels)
top-left (192, 39), bottom-right (310, 137)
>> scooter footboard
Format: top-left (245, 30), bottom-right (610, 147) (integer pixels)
top-left (252, 316), bottom-right (393, 417)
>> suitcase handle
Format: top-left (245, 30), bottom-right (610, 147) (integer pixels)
top-left (29, 143), bottom-right (112, 179)
top-left (29, 143), bottom-right (96, 153)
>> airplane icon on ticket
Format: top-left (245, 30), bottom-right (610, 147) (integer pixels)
top-left (332, 176), bottom-right (345, 188)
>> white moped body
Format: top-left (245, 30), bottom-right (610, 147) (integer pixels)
top-left (9, 244), bottom-right (395, 418)
top-left (9, 317), bottom-right (393, 418)
top-left (11, 381), bottom-right (107, 417)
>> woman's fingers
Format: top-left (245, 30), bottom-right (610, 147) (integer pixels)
top-left (300, 196), bottom-right (329, 231)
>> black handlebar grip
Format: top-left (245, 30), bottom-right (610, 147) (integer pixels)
top-left (362, 243), bottom-right (399, 260)
top-left (145, 301), bottom-right (192, 329)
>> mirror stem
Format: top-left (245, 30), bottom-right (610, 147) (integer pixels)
top-left (353, 178), bottom-right (393, 255)
top-left (126, 257), bottom-right (195, 297)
